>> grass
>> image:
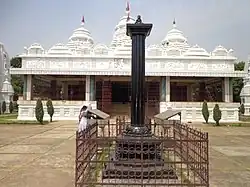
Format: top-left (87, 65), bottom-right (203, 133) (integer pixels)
top-left (0, 113), bottom-right (18, 119)
top-left (0, 120), bottom-right (50, 125)
top-left (206, 122), bottom-right (250, 127)
top-left (0, 113), bottom-right (49, 125)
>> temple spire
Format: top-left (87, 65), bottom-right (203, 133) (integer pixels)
top-left (173, 18), bottom-right (176, 28)
top-left (81, 16), bottom-right (85, 26)
top-left (126, 1), bottom-right (130, 21)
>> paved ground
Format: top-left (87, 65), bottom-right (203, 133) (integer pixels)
top-left (0, 122), bottom-right (250, 187)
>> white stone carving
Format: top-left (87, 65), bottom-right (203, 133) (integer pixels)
top-left (163, 61), bottom-right (184, 71)
top-left (26, 60), bottom-right (46, 69)
top-left (188, 63), bottom-right (208, 71)
top-left (73, 61), bottom-right (90, 69)
top-left (211, 63), bottom-right (229, 71)
top-left (49, 60), bottom-right (69, 69)
top-left (113, 58), bottom-right (124, 69)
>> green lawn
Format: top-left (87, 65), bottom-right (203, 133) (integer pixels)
top-left (0, 113), bottom-right (49, 125)
top-left (206, 122), bottom-right (250, 127)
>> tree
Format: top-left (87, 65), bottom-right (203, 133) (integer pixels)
top-left (232, 61), bottom-right (245, 102)
top-left (46, 99), bottom-right (54, 122)
top-left (239, 103), bottom-right (245, 115)
top-left (0, 102), bottom-right (1, 115)
top-left (202, 100), bottom-right (209, 123)
top-left (2, 101), bottom-right (6, 114)
top-left (10, 57), bottom-right (23, 101)
top-left (35, 99), bottom-right (44, 124)
top-left (9, 101), bottom-right (14, 114)
top-left (213, 104), bottom-right (222, 126)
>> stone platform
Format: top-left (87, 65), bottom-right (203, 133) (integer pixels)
top-left (102, 133), bottom-right (178, 180)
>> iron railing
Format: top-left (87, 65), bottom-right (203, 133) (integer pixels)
top-left (75, 118), bottom-right (209, 187)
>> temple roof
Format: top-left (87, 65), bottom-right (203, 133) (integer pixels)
top-left (20, 3), bottom-right (236, 59)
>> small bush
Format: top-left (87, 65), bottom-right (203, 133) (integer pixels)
top-left (213, 104), bottom-right (222, 126)
top-left (9, 101), bottom-right (14, 114)
top-left (202, 100), bottom-right (209, 123)
top-left (46, 99), bottom-right (54, 122)
top-left (239, 104), bottom-right (245, 115)
top-left (35, 99), bottom-right (44, 124)
top-left (2, 101), bottom-right (6, 114)
top-left (13, 102), bottom-right (18, 111)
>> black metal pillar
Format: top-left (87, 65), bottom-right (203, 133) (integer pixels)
top-left (127, 16), bottom-right (152, 127)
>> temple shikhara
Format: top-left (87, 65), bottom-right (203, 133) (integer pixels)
top-left (10, 3), bottom-right (246, 122)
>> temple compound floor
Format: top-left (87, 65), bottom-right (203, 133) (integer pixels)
top-left (0, 121), bottom-right (250, 187)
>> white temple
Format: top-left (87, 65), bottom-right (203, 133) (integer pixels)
top-left (10, 3), bottom-right (246, 122)
top-left (0, 42), bottom-right (14, 113)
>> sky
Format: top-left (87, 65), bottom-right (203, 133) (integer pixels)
top-left (0, 0), bottom-right (250, 61)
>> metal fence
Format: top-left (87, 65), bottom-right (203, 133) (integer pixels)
top-left (75, 118), bottom-right (209, 187)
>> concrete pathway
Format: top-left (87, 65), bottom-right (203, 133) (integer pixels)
top-left (0, 121), bottom-right (76, 187)
top-left (0, 121), bottom-right (250, 187)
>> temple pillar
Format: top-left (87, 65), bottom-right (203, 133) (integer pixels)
top-left (166, 76), bottom-right (170, 102)
top-left (85, 75), bottom-right (90, 101)
top-left (62, 82), bottom-right (68, 100)
top-left (229, 78), bottom-right (233, 102)
top-left (51, 80), bottom-right (57, 100)
top-left (224, 77), bottom-right (230, 102)
top-left (199, 82), bottom-right (206, 101)
top-left (160, 77), bottom-right (166, 101)
top-left (187, 84), bottom-right (191, 101)
top-left (26, 75), bottom-right (32, 100)
top-left (90, 75), bottom-right (95, 101)
top-left (23, 75), bottom-right (27, 100)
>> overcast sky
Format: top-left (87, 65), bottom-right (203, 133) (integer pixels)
top-left (0, 0), bottom-right (249, 61)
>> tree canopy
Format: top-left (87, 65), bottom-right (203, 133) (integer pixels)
top-left (10, 57), bottom-right (23, 101)
top-left (233, 61), bottom-right (245, 102)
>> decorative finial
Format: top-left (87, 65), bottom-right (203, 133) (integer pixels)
top-left (81, 16), bottom-right (85, 26)
top-left (126, 1), bottom-right (130, 21)
top-left (173, 19), bottom-right (176, 28)
top-left (135, 15), bottom-right (142, 24)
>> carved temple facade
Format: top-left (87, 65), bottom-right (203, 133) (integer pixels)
top-left (10, 4), bottom-right (247, 121)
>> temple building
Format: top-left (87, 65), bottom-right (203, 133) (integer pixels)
top-left (0, 42), bottom-right (14, 112)
top-left (10, 4), bottom-right (246, 121)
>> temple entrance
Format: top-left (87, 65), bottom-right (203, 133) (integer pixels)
top-left (112, 82), bottom-right (131, 103)
top-left (111, 81), bottom-right (131, 116)
top-left (95, 77), bottom-right (160, 117)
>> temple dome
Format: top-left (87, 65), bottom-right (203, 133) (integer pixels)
top-left (183, 44), bottom-right (210, 57)
top-left (111, 2), bottom-right (135, 52)
top-left (67, 20), bottom-right (94, 50)
top-left (93, 44), bottom-right (109, 55)
top-left (212, 45), bottom-right (228, 56)
top-left (162, 21), bottom-right (189, 54)
top-left (26, 43), bottom-right (44, 55)
top-left (48, 43), bottom-right (72, 55)
top-left (162, 21), bottom-right (188, 45)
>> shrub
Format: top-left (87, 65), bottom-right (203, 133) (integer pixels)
top-left (239, 104), bottom-right (245, 115)
top-left (35, 99), bottom-right (44, 124)
top-left (9, 101), bottom-right (14, 114)
top-left (2, 101), bottom-right (6, 114)
top-left (46, 99), bottom-right (54, 122)
top-left (202, 100), bottom-right (209, 123)
top-left (13, 102), bottom-right (18, 111)
top-left (213, 104), bottom-right (222, 126)
top-left (0, 102), bottom-right (1, 114)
